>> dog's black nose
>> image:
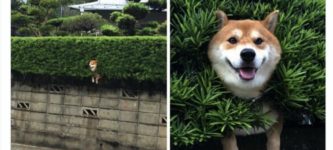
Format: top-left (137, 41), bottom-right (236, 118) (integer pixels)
top-left (240, 48), bottom-right (256, 62)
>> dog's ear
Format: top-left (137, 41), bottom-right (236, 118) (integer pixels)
top-left (262, 10), bottom-right (279, 33)
top-left (216, 10), bottom-right (228, 29)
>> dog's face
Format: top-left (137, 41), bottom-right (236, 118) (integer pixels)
top-left (208, 11), bottom-right (281, 98)
top-left (89, 60), bottom-right (97, 72)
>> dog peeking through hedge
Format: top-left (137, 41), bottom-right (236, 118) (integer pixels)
top-left (208, 10), bottom-right (282, 150)
top-left (88, 59), bottom-right (101, 84)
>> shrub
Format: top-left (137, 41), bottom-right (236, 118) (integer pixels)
top-left (101, 24), bottom-right (120, 36)
top-left (171, 0), bottom-right (325, 147)
top-left (53, 31), bottom-right (68, 36)
top-left (39, 0), bottom-right (60, 9)
top-left (11, 11), bottom-right (31, 27)
top-left (12, 36), bottom-right (166, 81)
top-left (60, 16), bottom-right (77, 32)
top-left (74, 13), bottom-right (106, 32)
top-left (123, 3), bottom-right (149, 20)
top-left (156, 21), bottom-right (166, 35)
top-left (61, 13), bottom-right (106, 33)
top-left (29, 0), bottom-right (41, 6)
top-left (16, 27), bottom-right (34, 36)
top-left (26, 6), bottom-right (42, 16)
top-left (116, 14), bottom-right (136, 35)
top-left (46, 18), bottom-right (64, 27)
top-left (11, 11), bottom-right (33, 35)
top-left (110, 11), bottom-right (123, 22)
top-left (137, 27), bottom-right (156, 35)
top-left (143, 21), bottom-right (159, 28)
top-left (39, 24), bottom-right (55, 36)
top-left (18, 4), bottom-right (29, 13)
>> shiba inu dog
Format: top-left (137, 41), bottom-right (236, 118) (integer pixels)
top-left (88, 59), bottom-right (101, 84)
top-left (208, 10), bottom-right (282, 150)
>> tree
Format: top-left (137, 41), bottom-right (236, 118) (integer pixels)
top-left (61, 13), bottom-right (106, 33)
top-left (116, 14), bottom-right (136, 35)
top-left (11, 0), bottom-right (63, 36)
top-left (110, 11), bottom-right (123, 22)
top-left (156, 21), bottom-right (166, 35)
top-left (46, 18), bottom-right (64, 27)
top-left (100, 24), bottom-right (121, 36)
top-left (11, 11), bottom-right (33, 35)
top-left (11, 0), bottom-right (22, 10)
top-left (123, 3), bottom-right (149, 20)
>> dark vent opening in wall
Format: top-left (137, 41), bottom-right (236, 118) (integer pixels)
top-left (121, 89), bottom-right (138, 98)
top-left (82, 107), bottom-right (98, 117)
top-left (49, 85), bottom-right (65, 93)
top-left (16, 102), bottom-right (30, 110)
top-left (161, 116), bottom-right (167, 125)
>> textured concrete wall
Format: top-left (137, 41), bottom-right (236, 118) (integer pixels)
top-left (11, 81), bottom-right (166, 150)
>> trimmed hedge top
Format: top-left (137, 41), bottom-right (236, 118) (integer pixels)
top-left (12, 36), bottom-right (166, 81)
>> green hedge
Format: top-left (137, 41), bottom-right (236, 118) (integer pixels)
top-left (12, 36), bottom-right (166, 81)
top-left (171, 0), bottom-right (325, 147)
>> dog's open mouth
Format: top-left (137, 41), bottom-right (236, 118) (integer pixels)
top-left (238, 67), bottom-right (257, 80)
top-left (226, 59), bottom-right (257, 81)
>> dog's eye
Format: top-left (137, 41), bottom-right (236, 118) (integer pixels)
top-left (254, 38), bottom-right (264, 45)
top-left (227, 37), bottom-right (238, 44)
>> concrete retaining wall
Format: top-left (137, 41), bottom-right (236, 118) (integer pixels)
top-left (11, 81), bottom-right (166, 150)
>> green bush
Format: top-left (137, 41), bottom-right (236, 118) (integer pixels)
top-left (26, 6), bottom-right (42, 16)
top-left (39, 0), bottom-right (60, 9)
top-left (123, 3), bottom-right (149, 20)
top-left (61, 13), bottom-right (106, 33)
top-left (39, 24), bottom-right (55, 36)
top-left (156, 21), bottom-right (166, 35)
top-left (171, 0), bottom-right (325, 147)
top-left (110, 11), bottom-right (123, 22)
top-left (12, 36), bottom-right (166, 81)
top-left (29, 0), bottom-right (41, 5)
top-left (60, 16), bottom-right (76, 32)
top-left (101, 24), bottom-right (120, 36)
top-left (11, 11), bottom-right (32, 34)
top-left (46, 18), bottom-right (64, 27)
top-left (137, 27), bottom-right (156, 35)
top-left (18, 4), bottom-right (29, 13)
top-left (16, 27), bottom-right (34, 36)
top-left (11, 11), bottom-right (31, 25)
top-left (53, 30), bottom-right (68, 36)
top-left (116, 14), bottom-right (136, 35)
top-left (143, 21), bottom-right (160, 28)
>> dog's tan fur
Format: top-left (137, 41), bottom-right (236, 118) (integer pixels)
top-left (88, 59), bottom-right (101, 84)
top-left (208, 10), bottom-right (283, 150)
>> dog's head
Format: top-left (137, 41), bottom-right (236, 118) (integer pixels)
top-left (208, 10), bottom-right (281, 98)
top-left (88, 59), bottom-right (97, 72)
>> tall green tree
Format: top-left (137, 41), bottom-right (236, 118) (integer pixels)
top-left (123, 3), bottom-right (149, 20)
top-left (11, 0), bottom-right (65, 36)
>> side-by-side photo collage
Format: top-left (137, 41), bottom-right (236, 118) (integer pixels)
top-left (0, 0), bottom-right (327, 149)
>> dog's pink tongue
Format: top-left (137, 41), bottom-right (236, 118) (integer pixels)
top-left (239, 68), bottom-right (256, 80)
